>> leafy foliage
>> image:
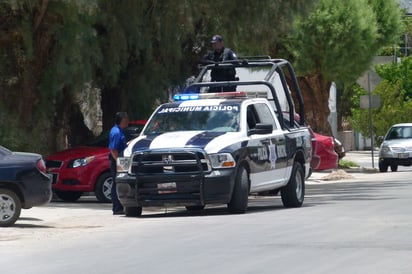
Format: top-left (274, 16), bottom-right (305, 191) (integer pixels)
top-left (0, 0), bottom-right (315, 154)
top-left (0, 0), bottom-right (100, 153)
top-left (94, 0), bottom-right (315, 125)
top-left (0, 0), bottom-right (404, 155)
top-left (350, 57), bottom-right (412, 138)
top-left (347, 84), bottom-right (371, 137)
top-left (287, 0), bottom-right (401, 82)
top-left (280, 0), bottom-right (402, 135)
top-left (338, 159), bottom-right (359, 168)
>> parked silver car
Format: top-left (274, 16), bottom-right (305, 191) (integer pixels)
top-left (378, 123), bottom-right (412, 172)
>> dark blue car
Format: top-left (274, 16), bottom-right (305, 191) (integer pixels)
top-left (0, 145), bottom-right (52, 226)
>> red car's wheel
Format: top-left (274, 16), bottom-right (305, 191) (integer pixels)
top-left (95, 172), bottom-right (112, 203)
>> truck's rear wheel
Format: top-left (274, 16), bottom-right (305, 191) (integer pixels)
top-left (125, 206), bottom-right (142, 217)
top-left (0, 188), bottom-right (22, 227)
top-left (228, 166), bottom-right (249, 214)
top-left (281, 161), bottom-right (304, 208)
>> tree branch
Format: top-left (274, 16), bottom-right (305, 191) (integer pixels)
top-left (33, 0), bottom-right (49, 33)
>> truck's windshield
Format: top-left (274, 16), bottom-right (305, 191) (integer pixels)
top-left (143, 103), bottom-right (240, 135)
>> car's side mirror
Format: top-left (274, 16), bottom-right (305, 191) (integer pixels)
top-left (378, 136), bottom-right (384, 142)
top-left (248, 123), bottom-right (273, 136)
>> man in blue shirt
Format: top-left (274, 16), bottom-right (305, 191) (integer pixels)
top-left (109, 112), bottom-right (129, 215)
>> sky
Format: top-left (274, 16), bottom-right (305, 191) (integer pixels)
top-left (400, 0), bottom-right (412, 13)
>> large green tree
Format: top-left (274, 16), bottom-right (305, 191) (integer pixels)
top-left (95, 0), bottom-right (314, 130)
top-left (0, 0), bottom-right (99, 153)
top-left (284, 0), bottom-right (402, 135)
top-left (95, 0), bottom-right (202, 130)
top-left (0, 0), bottom-right (314, 155)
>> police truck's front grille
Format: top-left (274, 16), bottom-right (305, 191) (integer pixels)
top-left (130, 150), bottom-right (210, 205)
top-left (131, 150), bottom-right (210, 175)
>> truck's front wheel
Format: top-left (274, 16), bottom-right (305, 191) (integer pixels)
top-left (281, 161), bottom-right (305, 208)
top-left (228, 166), bottom-right (249, 214)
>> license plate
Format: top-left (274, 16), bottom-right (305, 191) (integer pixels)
top-left (158, 182), bottom-right (177, 194)
top-left (398, 153), bottom-right (409, 159)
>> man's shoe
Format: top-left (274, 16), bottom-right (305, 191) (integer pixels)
top-left (113, 210), bottom-right (124, 215)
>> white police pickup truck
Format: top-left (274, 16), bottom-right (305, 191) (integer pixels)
top-left (116, 58), bottom-right (312, 216)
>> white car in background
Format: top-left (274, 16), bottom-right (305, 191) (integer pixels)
top-left (378, 123), bottom-right (412, 172)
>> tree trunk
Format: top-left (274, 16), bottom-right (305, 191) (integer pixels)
top-left (52, 88), bottom-right (95, 150)
top-left (18, 0), bottom-right (56, 125)
top-left (297, 73), bottom-right (332, 136)
top-left (101, 87), bottom-right (123, 132)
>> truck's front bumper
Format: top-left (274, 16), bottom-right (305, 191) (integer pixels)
top-left (116, 169), bottom-right (236, 208)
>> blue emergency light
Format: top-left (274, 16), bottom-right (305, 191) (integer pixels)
top-left (173, 94), bottom-right (200, 101)
top-left (173, 91), bottom-right (266, 101)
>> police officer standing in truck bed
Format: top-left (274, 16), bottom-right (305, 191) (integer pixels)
top-left (203, 34), bottom-right (238, 92)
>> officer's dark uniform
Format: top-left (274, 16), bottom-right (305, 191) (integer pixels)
top-left (203, 38), bottom-right (238, 92)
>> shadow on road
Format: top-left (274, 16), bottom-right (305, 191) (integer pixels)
top-left (117, 180), bottom-right (411, 219)
top-left (12, 218), bottom-right (54, 229)
top-left (45, 179), bottom-right (411, 217)
top-left (10, 217), bottom-right (54, 229)
top-left (305, 180), bottom-right (409, 205)
top-left (12, 223), bottom-right (55, 228)
top-left (47, 197), bottom-right (111, 211)
top-left (119, 197), bottom-right (287, 219)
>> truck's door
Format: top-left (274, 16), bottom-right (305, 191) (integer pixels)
top-left (246, 103), bottom-right (288, 192)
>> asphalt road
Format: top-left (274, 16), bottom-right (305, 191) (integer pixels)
top-left (1, 166), bottom-right (412, 274)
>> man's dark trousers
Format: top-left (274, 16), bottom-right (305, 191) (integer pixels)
top-left (110, 156), bottom-right (123, 213)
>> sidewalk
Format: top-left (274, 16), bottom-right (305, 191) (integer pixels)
top-left (342, 150), bottom-right (379, 170)
top-left (308, 150), bottom-right (379, 183)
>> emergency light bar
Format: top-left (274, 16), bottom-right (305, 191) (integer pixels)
top-left (173, 91), bottom-right (267, 101)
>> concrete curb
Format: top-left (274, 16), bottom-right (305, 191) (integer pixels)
top-left (314, 167), bottom-right (379, 174)
top-left (340, 167), bottom-right (379, 173)
top-left (308, 167), bottom-right (380, 184)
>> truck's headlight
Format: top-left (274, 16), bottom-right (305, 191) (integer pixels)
top-left (208, 153), bottom-right (236, 169)
top-left (69, 156), bottom-right (95, 168)
top-left (117, 157), bottom-right (131, 173)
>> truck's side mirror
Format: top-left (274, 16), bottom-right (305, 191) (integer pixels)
top-left (248, 123), bottom-right (273, 136)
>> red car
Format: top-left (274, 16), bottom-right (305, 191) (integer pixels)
top-left (45, 120), bottom-right (146, 202)
top-left (312, 132), bottom-right (339, 171)
top-left (284, 113), bottom-right (342, 173)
